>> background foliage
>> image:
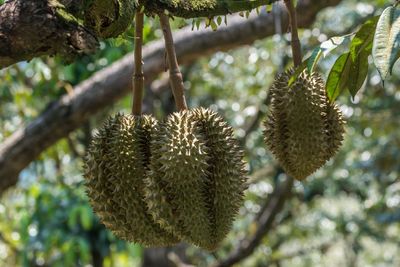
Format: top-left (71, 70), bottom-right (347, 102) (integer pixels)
top-left (0, 0), bottom-right (399, 266)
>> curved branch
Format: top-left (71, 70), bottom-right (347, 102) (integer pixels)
top-left (0, 0), bottom-right (342, 195)
top-left (214, 176), bottom-right (294, 267)
top-left (0, 0), bottom-right (98, 68)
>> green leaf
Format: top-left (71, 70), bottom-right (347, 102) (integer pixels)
top-left (79, 206), bottom-right (93, 230)
top-left (288, 59), bottom-right (308, 86)
top-left (348, 50), bottom-right (369, 98)
top-left (210, 19), bottom-right (218, 31)
top-left (307, 48), bottom-right (323, 73)
top-left (217, 16), bottom-right (222, 25)
top-left (68, 206), bottom-right (79, 229)
top-left (306, 35), bottom-right (348, 73)
top-left (350, 16), bottom-right (379, 60)
top-left (344, 16), bottom-right (379, 98)
top-left (321, 36), bottom-right (348, 57)
top-left (326, 53), bottom-right (351, 101)
top-left (372, 6), bottom-right (400, 80)
top-left (77, 238), bottom-right (91, 262)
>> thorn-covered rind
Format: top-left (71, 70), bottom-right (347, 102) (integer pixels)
top-left (145, 108), bottom-right (247, 251)
top-left (84, 114), bottom-right (178, 246)
top-left (263, 70), bottom-right (345, 180)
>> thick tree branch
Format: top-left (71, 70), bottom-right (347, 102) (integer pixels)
top-left (0, 0), bottom-right (98, 68)
top-left (0, 0), bottom-right (342, 195)
top-left (214, 176), bottom-right (294, 267)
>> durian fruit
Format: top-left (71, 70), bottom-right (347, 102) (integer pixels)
top-left (263, 69), bottom-right (345, 180)
top-left (84, 114), bottom-right (178, 247)
top-left (145, 108), bottom-right (247, 251)
top-left (84, 0), bottom-right (136, 38)
top-left (142, 0), bottom-right (280, 19)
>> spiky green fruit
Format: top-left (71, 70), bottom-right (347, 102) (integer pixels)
top-left (84, 114), bottom-right (178, 246)
top-left (263, 70), bottom-right (345, 180)
top-left (145, 108), bottom-right (247, 250)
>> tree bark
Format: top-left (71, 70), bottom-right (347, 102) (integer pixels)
top-left (0, 0), bottom-right (98, 68)
top-left (0, 0), bottom-right (342, 195)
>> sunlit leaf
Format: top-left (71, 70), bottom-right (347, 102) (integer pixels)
top-left (326, 53), bottom-right (351, 101)
top-left (348, 50), bottom-right (369, 98)
top-left (350, 16), bottom-right (379, 60)
top-left (372, 6), bottom-right (400, 80)
top-left (307, 35), bottom-right (349, 73)
top-left (345, 16), bottom-right (379, 98)
top-left (288, 60), bottom-right (308, 86)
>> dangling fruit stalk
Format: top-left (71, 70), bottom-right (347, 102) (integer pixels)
top-left (159, 13), bottom-right (188, 111)
top-left (132, 11), bottom-right (145, 115)
top-left (84, 11), bottom-right (179, 246)
top-left (283, 0), bottom-right (302, 67)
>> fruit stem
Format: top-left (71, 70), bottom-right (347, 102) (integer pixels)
top-left (132, 11), bottom-right (145, 116)
top-left (284, 0), bottom-right (302, 67)
top-left (159, 13), bottom-right (188, 111)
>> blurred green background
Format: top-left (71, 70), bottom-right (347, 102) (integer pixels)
top-left (0, 0), bottom-right (399, 266)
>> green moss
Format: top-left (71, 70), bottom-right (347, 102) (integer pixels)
top-left (144, 0), bottom-right (280, 18)
top-left (50, 0), bottom-right (85, 26)
top-left (84, 0), bottom-right (136, 38)
top-left (50, 0), bottom-right (136, 39)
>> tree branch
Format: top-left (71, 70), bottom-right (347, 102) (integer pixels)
top-left (0, 0), bottom-right (98, 68)
top-left (214, 176), bottom-right (294, 267)
top-left (0, 0), bottom-right (342, 195)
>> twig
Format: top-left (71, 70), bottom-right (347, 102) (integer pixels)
top-left (266, 239), bottom-right (335, 265)
top-left (159, 13), bottom-right (188, 111)
top-left (240, 93), bottom-right (271, 145)
top-left (215, 175), bottom-right (294, 267)
top-left (284, 0), bottom-right (302, 66)
top-left (132, 11), bottom-right (145, 115)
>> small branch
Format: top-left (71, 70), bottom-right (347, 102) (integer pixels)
top-left (215, 175), bottom-right (294, 267)
top-left (132, 11), bottom-right (145, 115)
top-left (266, 239), bottom-right (335, 266)
top-left (284, 0), bottom-right (302, 66)
top-left (159, 13), bottom-right (188, 111)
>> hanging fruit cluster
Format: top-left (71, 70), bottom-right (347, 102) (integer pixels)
top-left (84, 10), bottom-right (247, 251)
top-left (83, 0), bottom-right (346, 250)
